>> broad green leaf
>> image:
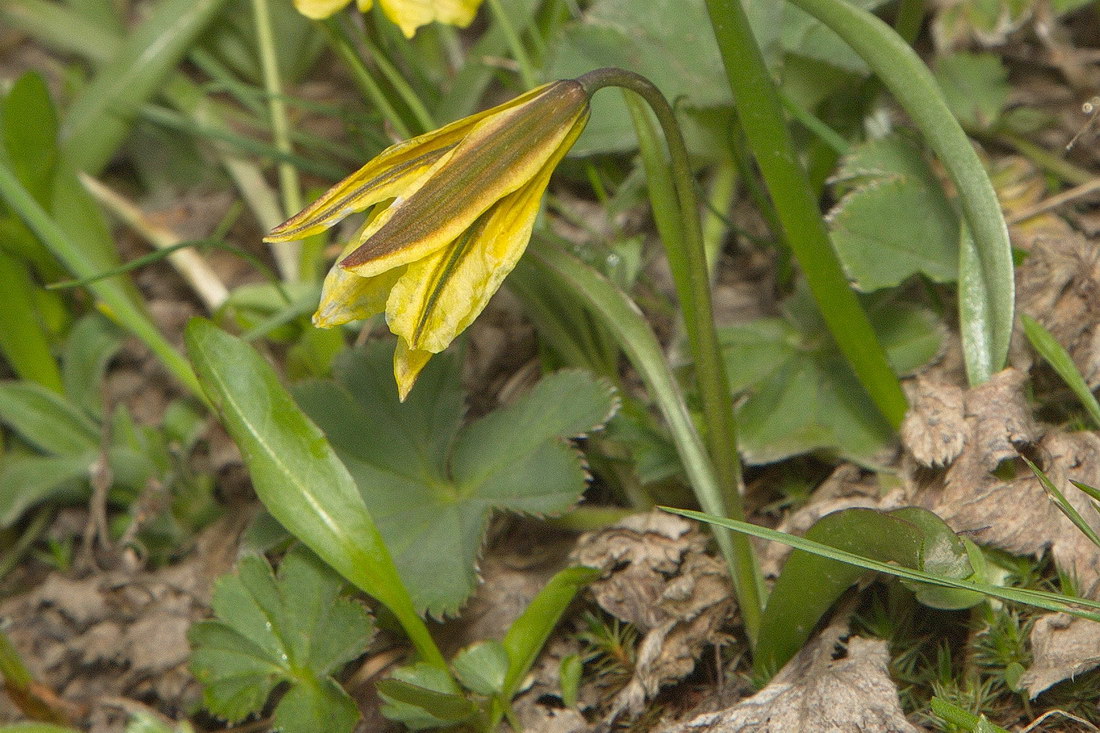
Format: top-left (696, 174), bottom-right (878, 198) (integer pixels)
top-left (751, 504), bottom-right (981, 676)
top-left (378, 663), bottom-right (474, 730)
top-left (184, 319), bottom-right (442, 669)
top-left (720, 285), bottom-right (942, 464)
top-left (0, 381), bottom-right (98, 455)
top-left (933, 52), bottom-right (1010, 130)
top-left (828, 134), bottom-right (959, 291)
top-left (781, 0), bottom-right (889, 74)
top-left (294, 343), bottom-right (617, 616)
top-left (0, 726), bottom-right (80, 733)
top-left (189, 546), bottom-right (373, 732)
top-left (545, 0), bottom-right (733, 155)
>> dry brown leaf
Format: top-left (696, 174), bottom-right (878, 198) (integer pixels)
top-left (659, 624), bottom-right (918, 733)
top-left (1016, 234), bottom-right (1100, 389)
top-left (901, 376), bottom-right (967, 467)
top-left (1019, 612), bottom-right (1100, 697)
top-left (571, 511), bottom-right (734, 717)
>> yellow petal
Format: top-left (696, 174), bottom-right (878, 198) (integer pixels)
top-left (340, 80), bottom-right (589, 278)
top-left (386, 108), bottom-right (589, 353)
top-left (378, 0), bottom-right (481, 37)
top-left (265, 83), bottom-right (558, 243)
top-left (294, 0), bottom-right (353, 19)
top-left (312, 221), bottom-right (405, 328)
top-left (393, 339), bottom-right (434, 401)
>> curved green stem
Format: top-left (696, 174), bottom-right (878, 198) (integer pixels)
top-left (703, 0), bottom-right (908, 426)
top-left (526, 241), bottom-right (762, 642)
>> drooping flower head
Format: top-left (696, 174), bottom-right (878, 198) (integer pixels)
top-left (294, 0), bottom-right (483, 38)
top-left (265, 80), bottom-right (590, 399)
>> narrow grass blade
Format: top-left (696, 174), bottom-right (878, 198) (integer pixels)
top-left (0, 160), bottom-right (202, 399)
top-left (702, 0), bottom-right (908, 428)
top-left (664, 506), bottom-right (1100, 622)
top-left (525, 240), bottom-right (764, 642)
top-left (1022, 314), bottom-right (1100, 429)
top-left (1024, 456), bottom-right (1100, 549)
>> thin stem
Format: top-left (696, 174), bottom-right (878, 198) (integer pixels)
top-left (702, 0), bottom-right (908, 427)
top-left (486, 0), bottom-right (538, 89)
top-left (577, 68), bottom-right (764, 641)
top-left (250, 0), bottom-right (302, 281)
top-left (358, 26), bottom-right (437, 133)
top-left (321, 19), bottom-right (413, 139)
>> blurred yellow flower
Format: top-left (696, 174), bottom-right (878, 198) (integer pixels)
top-left (266, 80), bottom-right (590, 399)
top-left (293, 0), bottom-right (483, 38)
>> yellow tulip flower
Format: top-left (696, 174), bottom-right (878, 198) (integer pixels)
top-left (266, 80), bottom-right (590, 399)
top-left (293, 0), bottom-right (482, 38)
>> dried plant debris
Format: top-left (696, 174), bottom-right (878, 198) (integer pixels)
top-left (1019, 612), bottom-right (1100, 697)
top-left (571, 511), bottom-right (734, 717)
top-left (1015, 234), bottom-right (1100, 389)
top-left (0, 516), bottom-right (242, 727)
top-left (660, 624), bottom-right (918, 733)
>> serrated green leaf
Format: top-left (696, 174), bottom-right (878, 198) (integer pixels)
top-left (189, 546), bottom-right (373, 730)
top-left (720, 285), bottom-right (942, 464)
top-left (828, 135), bottom-right (959, 291)
top-left (0, 381), bottom-right (98, 455)
top-left (933, 52), bottom-right (1010, 130)
top-left (294, 344), bottom-right (617, 616)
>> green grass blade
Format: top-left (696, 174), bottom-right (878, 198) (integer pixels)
top-left (702, 0), bottom-right (907, 428)
top-left (664, 507), bottom-right (1100, 622)
top-left (60, 0), bottom-right (232, 174)
top-left (1022, 314), bottom-right (1100, 429)
top-left (784, 0), bottom-right (1015, 385)
top-left (525, 240), bottom-right (764, 643)
top-left (0, 160), bottom-right (202, 399)
top-left (1023, 456), bottom-right (1100, 549)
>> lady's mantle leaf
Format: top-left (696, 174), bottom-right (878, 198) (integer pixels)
top-left (293, 342), bottom-right (617, 617)
top-left (827, 134), bottom-right (959, 292)
top-left (189, 546), bottom-right (374, 732)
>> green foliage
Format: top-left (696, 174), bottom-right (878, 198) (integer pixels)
top-left (378, 565), bottom-right (600, 730)
top-left (828, 134), bottom-right (959, 291)
top-left (720, 284), bottom-right (942, 464)
top-left (189, 545), bottom-right (374, 733)
top-left (1021, 314), bottom-right (1100, 430)
top-left (184, 318), bottom-right (444, 669)
top-left (293, 343), bottom-right (617, 616)
top-left (933, 53), bottom-right (1010, 131)
top-left (753, 506), bottom-right (982, 677)
top-left (0, 316), bottom-right (214, 543)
